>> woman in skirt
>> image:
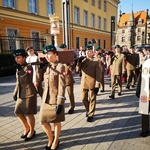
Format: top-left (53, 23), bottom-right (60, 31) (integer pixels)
top-left (13, 49), bottom-right (37, 141)
top-left (39, 45), bottom-right (66, 150)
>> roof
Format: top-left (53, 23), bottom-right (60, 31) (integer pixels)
top-left (118, 10), bottom-right (147, 27)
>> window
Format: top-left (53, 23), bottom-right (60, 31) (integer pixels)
top-left (98, 0), bottom-right (101, 9)
top-left (98, 39), bottom-right (100, 46)
top-left (122, 37), bottom-right (125, 42)
top-left (83, 10), bottom-right (88, 26)
top-left (31, 31), bottom-right (40, 50)
top-left (91, 13), bottom-right (95, 28)
top-left (7, 28), bottom-right (18, 51)
top-left (4, 0), bottom-right (15, 8)
top-left (98, 16), bottom-right (101, 29)
top-left (137, 28), bottom-right (141, 32)
top-left (76, 37), bottom-right (80, 49)
top-left (103, 18), bottom-right (106, 31)
top-left (29, 0), bottom-right (37, 14)
top-left (84, 38), bottom-right (88, 48)
top-left (47, 0), bottom-right (54, 16)
top-left (128, 36), bottom-right (131, 41)
top-left (51, 35), bottom-right (55, 45)
top-left (138, 19), bottom-right (142, 25)
top-left (104, 0), bottom-right (107, 12)
top-left (74, 7), bottom-right (80, 24)
top-left (91, 0), bottom-right (95, 5)
top-left (104, 40), bottom-right (106, 49)
top-left (137, 36), bottom-right (141, 41)
top-left (122, 29), bottom-right (125, 33)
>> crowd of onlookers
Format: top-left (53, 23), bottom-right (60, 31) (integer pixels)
top-left (73, 45), bottom-right (150, 78)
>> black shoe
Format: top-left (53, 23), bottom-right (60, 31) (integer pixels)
top-left (118, 92), bottom-right (121, 96)
top-left (87, 117), bottom-right (93, 122)
top-left (131, 85), bottom-right (135, 88)
top-left (139, 131), bottom-right (149, 137)
top-left (101, 90), bottom-right (104, 92)
top-left (68, 109), bottom-right (74, 114)
top-left (21, 130), bottom-right (30, 139)
top-left (45, 145), bottom-right (51, 150)
top-left (94, 88), bottom-right (99, 95)
top-left (86, 112), bottom-right (88, 117)
top-left (109, 95), bottom-right (114, 99)
top-left (25, 131), bottom-right (36, 141)
top-left (126, 86), bottom-right (130, 89)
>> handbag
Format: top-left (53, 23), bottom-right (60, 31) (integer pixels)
top-left (39, 103), bottom-right (57, 123)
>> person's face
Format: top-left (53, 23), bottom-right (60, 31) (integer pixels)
top-left (80, 47), bottom-right (83, 50)
top-left (86, 49), bottom-right (93, 58)
top-left (27, 49), bottom-right (34, 56)
top-left (45, 51), bottom-right (57, 63)
top-left (115, 48), bottom-right (120, 53)
top-left (15, 55), bottom-right (26, 65)
top-left (140, 52), bottom-right (144, 57)
top-left (130, 48), bottom-right (135, 53)
top-left (95, 50), bottom-right (99, 55)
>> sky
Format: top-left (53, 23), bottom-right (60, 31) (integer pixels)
top-left (118, 0), bottom-right (150, 15)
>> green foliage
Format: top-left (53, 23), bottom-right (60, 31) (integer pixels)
top-left (0, 51), bottom-right (16, 77)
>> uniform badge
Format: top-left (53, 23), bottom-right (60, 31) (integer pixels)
top-left (62, 71), bottom-right (66, 76)
top-left (27, 70), bottom-right (32, 74)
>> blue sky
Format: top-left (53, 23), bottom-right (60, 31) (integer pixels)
top-left (118, 0), bottom-right (150, 15)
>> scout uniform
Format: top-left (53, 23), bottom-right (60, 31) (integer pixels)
top-left (13, 49), bottom-right (37, 115)
top-left (77, 44), bottom-right (101, 122)
top-left (109, 45), bottom-right (125, 99)
top-left (39, 45), bottom-right (66, 123)
top-left (64, 63), bottom-right (75, 114)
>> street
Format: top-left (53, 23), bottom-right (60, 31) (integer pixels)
top-left (0, 74), bottom-right (150, 150)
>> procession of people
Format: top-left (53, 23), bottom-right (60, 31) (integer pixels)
top-left (12, 43), bottom-right (150, 150)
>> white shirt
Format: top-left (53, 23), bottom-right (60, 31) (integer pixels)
top-left (26, 54), bottom-right (38, 82)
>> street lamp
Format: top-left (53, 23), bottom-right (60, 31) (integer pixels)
top-left (49, 13), bottom-right (60, 49)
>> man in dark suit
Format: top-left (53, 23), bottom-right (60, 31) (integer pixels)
top-left (126, 46), bottom-right (139, 89)
top-left (77, 44), bottom-right (101, 122)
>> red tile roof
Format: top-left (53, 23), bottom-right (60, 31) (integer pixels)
top-left (118, 11), bottom-right (147, 27)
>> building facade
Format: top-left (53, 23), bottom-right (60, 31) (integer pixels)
top-left (0, 0), bottom-right (120, 52)
top-left (115, 9), bottom-right (150, 49)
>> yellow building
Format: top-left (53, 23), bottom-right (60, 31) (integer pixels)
top-left (0, 0), bottom-right (120, 51)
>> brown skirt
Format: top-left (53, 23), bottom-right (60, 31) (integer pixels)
top-left (14, 95), bottom-right (37, 115)
top-left (39, 103), bottom-right (65, 123)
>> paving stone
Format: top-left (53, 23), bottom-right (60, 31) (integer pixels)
top-left (0, 75), bottom-right (150, 150)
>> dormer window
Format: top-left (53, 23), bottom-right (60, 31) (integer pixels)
top-left (122, 22), bottom-right (125, 26)
top-left (138, 18), bottom-right (142, 25)
top-left (137, 28), bottom-right (141, 32)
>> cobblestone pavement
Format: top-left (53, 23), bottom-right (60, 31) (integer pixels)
top-left (0, 74), bottom-right (150, 150)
